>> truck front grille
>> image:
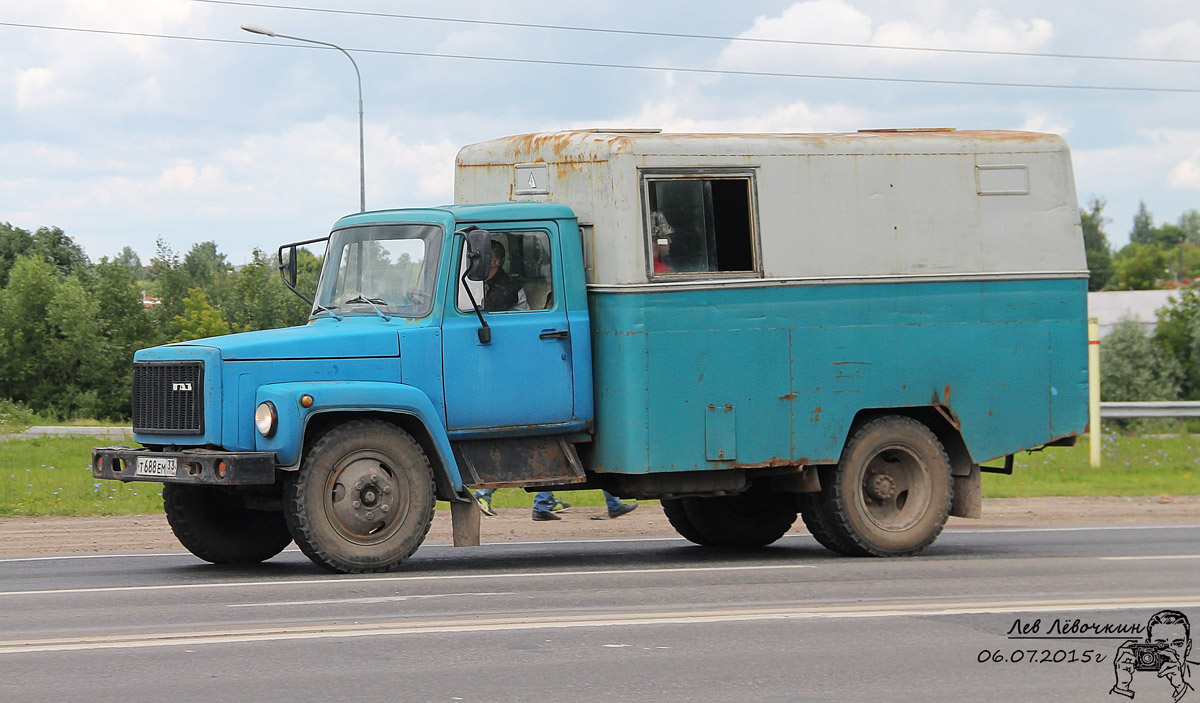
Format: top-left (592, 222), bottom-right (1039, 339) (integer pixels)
top-left (132, 361), bottom-right (205, 435)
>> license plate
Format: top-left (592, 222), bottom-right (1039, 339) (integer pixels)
top-left (135, 456), bottom-right (178, 478)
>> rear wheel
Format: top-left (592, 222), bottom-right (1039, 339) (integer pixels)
top-left (798, 488), bottom-right (864, 556)
top-left (678, 484), bottom-right (798, 548)
top-left (819, 416), bottom-right (953, 556)
top-left (163, 484), bottom-right (292, 565)
top-left (284, 419), bottom-right (436, 573)
top-left (660, 497), bottom-right (714, 546)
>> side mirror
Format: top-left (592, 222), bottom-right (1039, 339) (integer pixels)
top-left (276, 235), bottom-right (328, 306)
top-left (464, 230), bottom-right (493, 281)
top-left (457, 228), bottom-right (492, 344)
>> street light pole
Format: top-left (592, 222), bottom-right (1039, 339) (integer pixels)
top-left (241, 23), bottom-right (366, 213)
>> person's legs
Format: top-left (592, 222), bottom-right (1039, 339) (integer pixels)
top-left (604, 490), bottom-right (638, 519)
top-left (532, 491), bottom-right (561, 520)
top-left (473, 488), bottom-right (497, 517)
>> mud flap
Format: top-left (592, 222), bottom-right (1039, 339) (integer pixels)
top-left (950, 463), bottom-right (981, 519)
top-left (449, 492), bottom-right (481, 547)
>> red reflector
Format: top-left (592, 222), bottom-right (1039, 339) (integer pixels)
top-left (217, 461), bottom-right (228, 479)
top-left (96, 456), bottom-right (104, 470)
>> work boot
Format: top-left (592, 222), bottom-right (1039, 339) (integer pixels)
top-left (608, 502), bottom-right (638, 519)
top-left (532, 509), bottom-right (561, 521)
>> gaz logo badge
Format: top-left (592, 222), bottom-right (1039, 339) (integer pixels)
top-left (172, 382), bottom-right (193, 392)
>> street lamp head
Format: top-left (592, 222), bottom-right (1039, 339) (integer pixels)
top-left (240, 23), bottom-right (277, 37)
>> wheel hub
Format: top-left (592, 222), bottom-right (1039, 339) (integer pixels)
top-left (866, 473), bottom-right (896, 501)
top-left (328, 459), bottom-right (402, 541)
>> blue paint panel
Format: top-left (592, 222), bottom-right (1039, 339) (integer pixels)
top-left (221, 356), bottom-right (402, 452)
top-left (646, 328), bottom-right (791, 471)
top-left (175, 318), bottom-right (400, 360)
top-left (255, 381), bottom-right (462, 489)
top-left (589, 278), bottom-right (1088, 475)
top-left (440, 219), bottom-right (585, 431)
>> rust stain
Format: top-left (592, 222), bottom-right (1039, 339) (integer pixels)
top-left (779, 391), bottom-right (798, 401)
top-left (810, 406), bottom-right (822, 423)
top-left (944, 385), bottom-right (952, 404)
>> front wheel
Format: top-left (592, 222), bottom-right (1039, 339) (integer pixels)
top-left (284, 419), bottom-right (436, 574)
top-left (819, 416), bottom-right (953, 556)
top-left (163, 484), bottom-right (292, 565)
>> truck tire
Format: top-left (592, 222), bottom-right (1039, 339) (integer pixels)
top-left (284, 419), bottom-right (435, 573)
top-left (819, 415), bottom-right (953, 556)
top-left (679, 484), bottom-right (798, 548)
top-left (798, 489), bottom-right (865, 556)
top-left (660, 497), bottom-right (714, 546)
top-left (163, 484), bottom-right (292, 565)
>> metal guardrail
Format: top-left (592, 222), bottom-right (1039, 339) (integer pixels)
top-left (1100, 402), bottom-right (1200, 418)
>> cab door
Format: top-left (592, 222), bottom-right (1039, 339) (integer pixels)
top-left (441, 225), bottom-right (576, 431)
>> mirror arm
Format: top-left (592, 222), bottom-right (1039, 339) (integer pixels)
top-left (276, 236), bottom-right (328, 306)
top-left (460, 267), bottom-right (491, 344)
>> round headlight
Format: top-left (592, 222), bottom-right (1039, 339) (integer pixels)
top-left (254, 401), bottom-right (277, 437)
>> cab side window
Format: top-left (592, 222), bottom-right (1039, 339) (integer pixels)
top-left (645, 175), bottom-right (757, 277)
top-left (457, 231), bottom-right (554, 313)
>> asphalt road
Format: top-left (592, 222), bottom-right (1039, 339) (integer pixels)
top-left (1, 526), bottom-right (1198, 703)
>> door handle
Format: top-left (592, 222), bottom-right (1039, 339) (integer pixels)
top-left (539, 329), bottom-right (570, 340)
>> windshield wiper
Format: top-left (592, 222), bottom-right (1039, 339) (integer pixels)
top-left (343, 295), bottom-right (391, 321)
top-left (312, 303), bottom-right (343, 321)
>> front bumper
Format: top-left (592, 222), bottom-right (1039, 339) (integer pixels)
top-left (91, 446), bottom-right (278, 485)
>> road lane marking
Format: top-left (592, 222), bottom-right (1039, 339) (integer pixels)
top-left (228, 592), bottom-right (511, 608)
top-left (5, 595), bottom-right (1200, 655)
top-left (0, 563), bottom-right (816, 598)
top-left (1101, 555), bottom-right (1200, 561)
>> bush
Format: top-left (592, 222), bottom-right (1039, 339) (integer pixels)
top-left (0, 398), bottom-right (42, 434)
top-left (1102, 319), bottom-right (1183, 433)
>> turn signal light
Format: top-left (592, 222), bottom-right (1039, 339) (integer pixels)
top-left (216, 461), bottom-right (228, 479)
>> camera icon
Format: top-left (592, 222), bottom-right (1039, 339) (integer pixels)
top-left (1129, 642), bottom-right (1169, 672)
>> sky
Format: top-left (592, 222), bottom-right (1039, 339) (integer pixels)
top-left (2, 0), bottom-right (1200, 266)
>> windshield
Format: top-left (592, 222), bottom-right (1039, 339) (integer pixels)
top-left (313, 223), bottom-right (443, 318)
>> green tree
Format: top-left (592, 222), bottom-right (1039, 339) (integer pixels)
top-left (1131, 201), bottom-right (1155, 245)
top-left (1109, 243), bottom-right (1169, 290)
top-left (1156, 283), bottom-right (1200, 400)
top-left (80, 258), bottom-right (159, 417)
top-left (223, 249), bottom-right (315, 332)
top-left (1081, 198), bottom-right (1113, 291)
top-left (0, 256), bottom-right (104, 417)
top-left (32, 226), bottom-right (89, 278)
top-left (1179, 209), bottom-right (1200, 244)
top-left (171, 288), bottom-right (231, 342)
top-left (0, 222), bottom-right (35, 287)
top-left (113, 246), bottom-right (143, 277)
top-left (1102, 319), bottom-right (1182, 402)
top-left (146, 239), bottom-right (191, 327)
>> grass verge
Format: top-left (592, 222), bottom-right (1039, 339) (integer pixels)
top-left (1, 432), bottom-right (1198, 517)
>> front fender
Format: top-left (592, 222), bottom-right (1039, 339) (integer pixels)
top-left (254, 381), bottom-right (464, 492)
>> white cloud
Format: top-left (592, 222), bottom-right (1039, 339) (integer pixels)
top-left (15, 67), bottom-right (74, 109)
top-left (1020, 113), bottom-right (1071, 137)
top-left (609, 96), bottom-right (873, 134)
top-left (1133, 20), bottom-right (1200, 58)
top-left (718, 1), bottom-right (1054, 72)
top-left (1168, 154), bottom-right (1200, 190)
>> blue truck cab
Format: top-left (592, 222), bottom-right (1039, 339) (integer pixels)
top-left (94, 129), bottom-right (1089, 573)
